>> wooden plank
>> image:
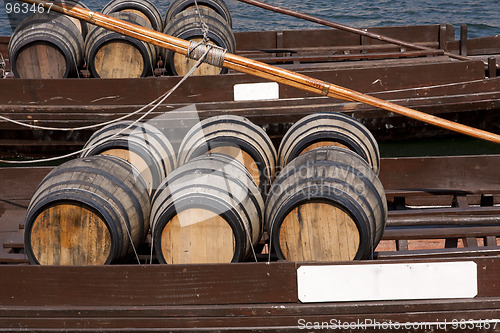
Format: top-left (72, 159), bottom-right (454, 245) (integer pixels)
top-left (0, 58), bottom-right (486, 106)
top-left (0, 167), bottom-right (51, 202)
top-left (0, 309), bottom-right (499, 331)
top-left (1, 297), bottom-right (499, 318)
top-left (379, 155), bottom-right (500, 192)
top-left (377, 246), bottom-right (500, 259)
top-left (0, 262), bottom-right (298, 306)
top-left (382, 226), bottom-right (500, 240)
top-left (2, 230), bottom-right (23, 249)
top-left (0, 257), bottom-right (498, 308)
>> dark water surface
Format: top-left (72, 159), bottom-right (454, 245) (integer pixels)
top-left (1, 0), bottom-right (499, 37)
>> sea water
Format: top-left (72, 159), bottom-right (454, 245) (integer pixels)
top-left (1, 0), bottom-right (499, 37)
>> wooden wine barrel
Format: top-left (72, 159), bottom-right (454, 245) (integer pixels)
top-left (81, 121), bottom-right (176, 196)
top-left (278, 112), bottom-right (380, 174)
top-left (8, 12), bottom-right (84, 78)
top-left (102, 0), bottom-right (163, 32)
top-left (265, 147), bottom-right (387, 262)
top-left (24, 156), bottom-right (151, 265)
top-left (85, 11), bottom-right (157, 78)
top-left (162, 7), bottom-right (235, 76)
top-left (178, 115), bottom-right (276, 194)
top-left (164, 0), bottom-right (232, 28)
top-left (151, 153), bottom-right (264, 264)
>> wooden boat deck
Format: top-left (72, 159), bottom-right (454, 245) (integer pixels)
top-left (1, 153), bottom-right (499, 331)
top-left (2, 154), bottom-right (499, 264)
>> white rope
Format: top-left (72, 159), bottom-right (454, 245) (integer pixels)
top-left (0, 47), bottom-right (211, 165)
top-left (0, 92), bottom-right (165, 132)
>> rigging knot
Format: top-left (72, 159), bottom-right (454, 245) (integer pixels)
top-left (187, 40), bottom-right (226, 68)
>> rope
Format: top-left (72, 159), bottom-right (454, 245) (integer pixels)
top-left (0, 93), bottom-right (165, 132)
top-left (0, 46), bottom-right (211, 165)
top-left (193, 0), bottom-right (210, 42)
top-left (187, 41), bottom-right (227, 68)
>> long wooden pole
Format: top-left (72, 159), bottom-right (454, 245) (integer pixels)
top-left (19, 0), bottom-right (500, 144)
top-left (236, 0), bottom-right (470, 61)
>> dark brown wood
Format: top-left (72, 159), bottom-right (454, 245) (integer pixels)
top-left (377, 247), bottom-right (500, 259)
top-left (460, 24), bottom-right (468, 56)
top-left (379, 155), bottom-right (500, 192)
top-left (383, 226), bottom-right (500, 240)
top-left (249, 49), bottom-right (445, 64)
top-left (0, 262), bottom-right (297, 306)
top-left (489, 57), bottom-right (497, 78)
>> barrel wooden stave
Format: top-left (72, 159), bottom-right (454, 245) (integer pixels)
top-left (151, 153), bottom-right (264, 264)
top-left (24, 156), bottom-right (151, 265)
top-left (102, 0), bottom-right (163, 32)
top-left (164, 0), bottom-right (232, 29)
top-left (278, 112), bottom-right (380, 174)
top-left (178, 115), bottom-right (276, 195)
top-left (8, 12), bottom-right (84, 78)
top-left (266, 147), bottom-right (387, 261)
top-left (81, 121), bottom-right (176, 195)
top-left (85, 11), bottom-right (157, 78)
top-left (162, 7), bottom-right (235, 76)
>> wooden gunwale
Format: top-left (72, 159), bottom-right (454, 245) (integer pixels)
top-left (0, 258), bottom-right (498, 331)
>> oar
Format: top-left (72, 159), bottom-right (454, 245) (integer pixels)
top-left (235, 0), bottom-right (470, 61)
top-left (18, 0), bottom-right (500, 144)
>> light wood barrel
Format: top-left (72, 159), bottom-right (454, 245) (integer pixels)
top-left (265, 147), bottom-right (387, 261)
top-left (57, 0), bottom-right (89, 38)
top-left (278, 112), bottom-right (380, 174)
top-left (178, 115), bottom-right (276, 195)
top-left (8, 12), bottom-right (84, 78)
top-left (162, 7), bottom-right (235, 76)
top-left (85, 11), bottom-right (157, 78)
top-left (164, 0), bottom-right (232, 28)
top-left (102, 0), bottom-right (163, 32)
top-left (151, 153), bottom-right (264, 264)
top-left (81, 121), bottom-right (176, 196)
top-left (24, 156), bottom-right (151, 265)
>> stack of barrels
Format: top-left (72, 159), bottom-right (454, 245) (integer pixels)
top-left (8, 0), bottom-right (87, 79)
top-left (8, 0), bottom-right (234, 78)
top-left (268, 112), bottom-right (387, 261)
top-left (24, 112), bottom-right (388, 265)
top-left (24, 121), bottom-right (176, 265)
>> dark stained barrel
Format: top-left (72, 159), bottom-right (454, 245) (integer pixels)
top-left (151, 154), bottom-right (264, 264)
top-left (178, 115), bottom-right (276, 195)
top-left (24, 156), bottom-right (151, 265)
top-left (162, 7), bottom-right (235, 76)
top-left (164, 0), bottom-right (232, 28)
top-left (265, 147), bottom-right (387, 262)
top-left (278, 112), bottom-right (380, 174)
top-left (85, 11), bottom-right (157, 78)
top-left (81, 121), bottom-right (176, 196)
top-left (102, 0), bottom-right (163, 32)
top-left (8, 11), bottom-right (84, 78)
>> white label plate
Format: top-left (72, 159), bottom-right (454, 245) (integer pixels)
top-left (297, 262), bottom-right (477, 303)
top-left (233, 82), bottom-right (279, 101)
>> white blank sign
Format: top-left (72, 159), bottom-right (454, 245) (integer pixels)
top-left (297, 262), bottom-right (477, 303)
top-left (233, 82), bottom-right (279, 101)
